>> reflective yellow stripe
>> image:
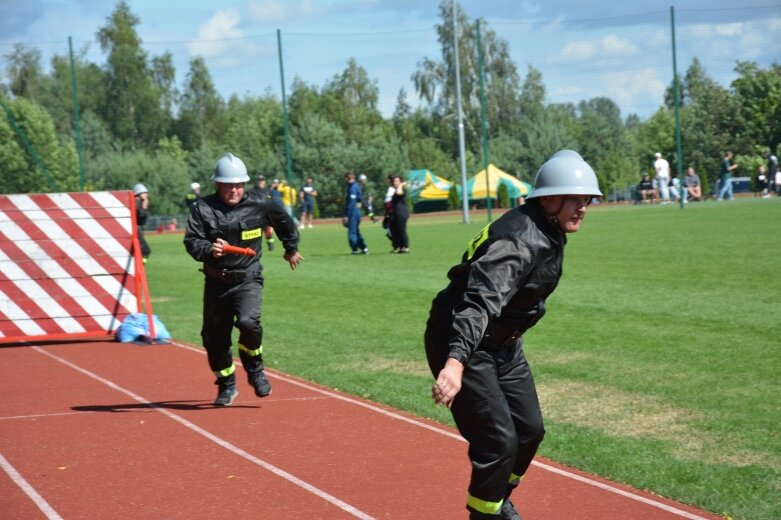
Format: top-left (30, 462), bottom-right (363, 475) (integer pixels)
top-left (238, 343), bottom-right (263, 357)
top-left (466, 224), bottom-right (491, 260)
top-left (467, 493), bottom-right (503, 515)
top-left (214, 364), bottom-right (236, 378)
top-left (509, 473), bottom-right (524, 486)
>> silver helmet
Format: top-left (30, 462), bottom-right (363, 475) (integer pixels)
top-left (211, 153), bottom-right (249, 183)
top-left (526, 150), bottom-right (602, 199)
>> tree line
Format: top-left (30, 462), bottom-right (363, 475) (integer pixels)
top-left (1, 1), bottom-right (779, 217)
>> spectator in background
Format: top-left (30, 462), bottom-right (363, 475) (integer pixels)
top-left (637, 173), bottom-right (658, 204)
top-left (388, 174), bottom-right (410, 253)
top-left (766, 149), bottom-right (778, 195)
top-left (184, 182), bottom-right (202, 211)
top-left (718, 151), bottom-right (739, 201)
top-left (776, 168), bottom-right (781, 197)
top-left (279, 180), bottom-right (301, 228)
top-left (654, 152), bottom-right (671, 203)
top-left (248, 174), bottom-right (276, 251)
top-left (343, 171), bottom-right (369, 255)
top-left (299, 176), bottom-right (318, 229)
top-left (756, 165), bottom-right (770, 198)
top-left (382, 174), bottom-right (395, 244)
top-left (270, 179), bottom-right (283, 209)
top-left (167, 218), bottom-right (178, 231)
top-left (683, 167), bottom-right (702, 202)
top-left (668, 174), bottom-right (682, 202)
top-left (133, 183), bottom-right (151, 263)
top-left (358, 174), bottom-right (378, 222)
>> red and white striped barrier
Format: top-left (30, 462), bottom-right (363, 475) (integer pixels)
top-left (0, 191), bottom-right (152, 343)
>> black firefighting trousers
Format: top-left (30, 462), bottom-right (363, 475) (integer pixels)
top-left (202, 273), bottom-right (265, 386)
top-left (425, 330), bottom-right (545, 509)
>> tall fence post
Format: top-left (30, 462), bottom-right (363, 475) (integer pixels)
top-left (69, 36), bottom-right (86, 191)
top-left (671, 6), bottom-right (685, 208)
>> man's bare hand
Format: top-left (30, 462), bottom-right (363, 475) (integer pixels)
top-left (284, 251), bottom-right (304, 270)
top-left (432, 357), bottom-right (464, 407)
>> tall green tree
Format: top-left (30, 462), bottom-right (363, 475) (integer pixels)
top-left (97, 0), bottom-right (164, 148)
top-left (322, 58), bottom-right (383, 142)
top-left (731, 61), bottom-right (781, 153)
top-left (675, 58), bottom-right (741, 183)
top-left (176, 56), bottom-right (224, 150)
top-left (4, 44), bottom-right (44, 100)
top-left (151, 51), bottom-right (178, 125)
top-left (412, 1), bottom-right (521, 156)
top-left (0, 95), bottom-right (79, 193)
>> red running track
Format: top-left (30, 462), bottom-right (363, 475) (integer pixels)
top-left (0, 341), bottom-right (724, 519)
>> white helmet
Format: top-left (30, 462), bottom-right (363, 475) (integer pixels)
top-left (211, 153), bottom-right (249, 183)
top-left (358, 174), bottom-right (367, 182)
top-left (133, 183), bottom-right (148, 195)
top-left (190, 182), bottom-right (201, 191)
top-left (526, 150), bottom-right (602, 199)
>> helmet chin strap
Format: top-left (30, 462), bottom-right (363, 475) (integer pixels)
top-left (540, 197), bottom-right (566, 233)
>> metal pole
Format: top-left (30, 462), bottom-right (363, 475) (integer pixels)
top-left (69, 36), bottom-right (86, 191)
top-left (453, 0), bottom-right (470, 224)
top-left (670, 7), bottom-right (684, 209)
top-left (476, 20), bottom-right (492, 221)
top-left (277, 29), bottom-right (294, 186)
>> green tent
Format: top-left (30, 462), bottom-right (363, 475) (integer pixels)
top-left (458, 164), bottom-right (532, 201)
top-left (407, 169), bottom-right (453, 201)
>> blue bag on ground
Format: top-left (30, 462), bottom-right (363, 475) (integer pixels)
top-left (116, 313), bottom-right (171, 343)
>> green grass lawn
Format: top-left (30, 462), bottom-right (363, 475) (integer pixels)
top-left (145, 198), bottom-right (781, 520)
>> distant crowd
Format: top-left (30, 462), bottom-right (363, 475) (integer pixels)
top-left (635, 149), bottom-right (779, 204)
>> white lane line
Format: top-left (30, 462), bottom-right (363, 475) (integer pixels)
top-left (0, 411), bottom-right (108, 421)
top-left (171, 341), bottom-right (713, 520)
top-left (32, 346), bottom-right (374, 520)
top-left (0, 453), bottom-right (63, 520)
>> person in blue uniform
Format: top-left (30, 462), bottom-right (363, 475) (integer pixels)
top-left (342, 171), bottom-right (368, 255)
top-left (425, 150), bottom-right (602, 519)
top-left (184, 153), bottom-right (303, 406)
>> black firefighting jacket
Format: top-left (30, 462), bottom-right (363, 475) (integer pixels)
top-left (428, 200), bottom-right (565, 364)
top-left (183, 191), bottom-right (298, 273)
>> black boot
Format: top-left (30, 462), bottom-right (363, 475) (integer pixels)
top-left (213, 375), bottom-right (238, 406)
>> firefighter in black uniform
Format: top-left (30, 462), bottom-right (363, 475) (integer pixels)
top-left (184, 181), bottom-right (202, 211)
top-left (184, 153), bottom-right (303, 406)
top-left (424, 150), bottom-right (602, 519)
top-left (133, 183), bottom-right (151, 263)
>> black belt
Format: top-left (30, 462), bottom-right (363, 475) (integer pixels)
top-left (202, 263), bottom-right (259, 285)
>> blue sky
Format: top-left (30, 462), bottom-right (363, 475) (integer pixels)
top-left (1, 0), bottom-right (780, 120)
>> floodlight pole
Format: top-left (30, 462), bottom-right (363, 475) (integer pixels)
top-left (68, 36), bottom-right (86, 191)
top-left (277, 29), bottom-right (294, 187)
top-left (453, 0), bottom-right (470, 224)
top-left (670, 6), bottom-right (684, 209)
top-left (477, 20), bottom-right (492, 221)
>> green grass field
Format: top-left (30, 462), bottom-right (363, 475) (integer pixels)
top-left (145, 198), bottom-right (781, 520)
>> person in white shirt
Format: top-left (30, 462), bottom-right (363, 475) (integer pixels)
top-left (654, 152), bottom-right (671, 202)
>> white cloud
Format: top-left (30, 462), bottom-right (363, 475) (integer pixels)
top-left (246, 0), bottom-right (320, 24)
top-left (561, 41), bottom-right (596, 60)
top-left (558, 34), bottom-right (638, 63)
top-left (247, 0), bottom-right (289, 23)
top-left (714, 22), bottom-right (744, 37)
top-left (187, 9), bottom-right (244, 58)
top-left (602, 67), bottom-right (666, 115)
top-left (552, 85), bottom-right (585, 97)
top-left (600, 35), bottom-right (637, 56)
